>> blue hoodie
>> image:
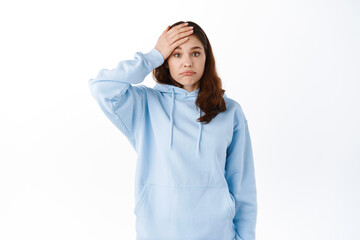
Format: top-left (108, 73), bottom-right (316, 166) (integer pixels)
top-left (88, 48), bottom-right (257, 240)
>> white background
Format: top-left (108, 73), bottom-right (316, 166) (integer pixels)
top-left (0, 0), bottom-right (359, 239)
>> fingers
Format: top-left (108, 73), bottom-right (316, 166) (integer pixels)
top-left (170, 35), bottom-right (190, 49)
top-left (167, 23), bottom-right (191, 39)
top-left (168, 26), bottom-right (193, 45)
top-left (162, 25), bottom-right (170, 34)
top-left (170, 29), bottom-right (193, 47)
top-left (157, 23), bottom-right (192, 59)
top-left (168, 22), bottom-right (188, 33)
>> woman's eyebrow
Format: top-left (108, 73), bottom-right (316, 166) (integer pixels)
top-left (175, 46), bottom-right (203, 50)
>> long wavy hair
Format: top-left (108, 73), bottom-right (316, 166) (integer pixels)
top-left (152, 20), bottom-right (226, 124)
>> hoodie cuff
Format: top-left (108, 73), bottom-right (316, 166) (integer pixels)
top-left (144, 48), bottom-right (165, 69)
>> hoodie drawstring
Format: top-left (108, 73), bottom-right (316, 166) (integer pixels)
top-left (169, 88), bottom-right (202, 159)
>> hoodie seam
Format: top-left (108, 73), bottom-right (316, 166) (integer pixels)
top-left (111, 111), bottom-right (135, 140)
top-left (109, 86), bottom-right (136, 141)
top-left (133, 86), bottom-right (146, 139)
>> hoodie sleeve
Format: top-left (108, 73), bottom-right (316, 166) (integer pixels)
top-left (88, 48), bottom-right (164, 149)
top-left (225, 109), bottom-right (258, 240)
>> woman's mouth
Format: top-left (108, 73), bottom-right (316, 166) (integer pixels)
top-left (181, 71), bottom-right (196, 76)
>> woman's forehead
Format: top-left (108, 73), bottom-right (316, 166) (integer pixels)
top-left (176, 37), bottom-right (203, 50)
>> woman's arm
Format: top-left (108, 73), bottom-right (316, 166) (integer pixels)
top-left (225, 110), bottom-right (258, 240)
top-left (88, 48), bottom-right (164, 149)
top-left (88, 23), bottom-right (193, 149)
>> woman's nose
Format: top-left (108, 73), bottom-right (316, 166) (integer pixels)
top-left (183, 55), bottom-right (193, 67)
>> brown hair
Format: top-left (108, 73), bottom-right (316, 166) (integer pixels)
top-left (152, 20), bottom-right (227, 124)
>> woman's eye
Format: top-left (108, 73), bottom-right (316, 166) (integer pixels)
top-left (174, 52), bottom-right (200, 57)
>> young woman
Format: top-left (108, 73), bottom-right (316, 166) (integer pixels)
top-left (88, 21), bottom-right (257, 240)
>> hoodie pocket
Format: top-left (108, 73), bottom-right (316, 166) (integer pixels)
top-left (135, 184), bottom-right (235, 239)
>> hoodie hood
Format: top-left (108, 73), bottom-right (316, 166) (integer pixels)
top-left (153, 83), bottom-right (227, 159)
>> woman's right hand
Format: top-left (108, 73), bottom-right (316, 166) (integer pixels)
top-left (154, 23), bottom-right (194, 61)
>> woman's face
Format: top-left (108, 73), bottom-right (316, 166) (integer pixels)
top-left (166, 35), bottom-right (206, 93)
